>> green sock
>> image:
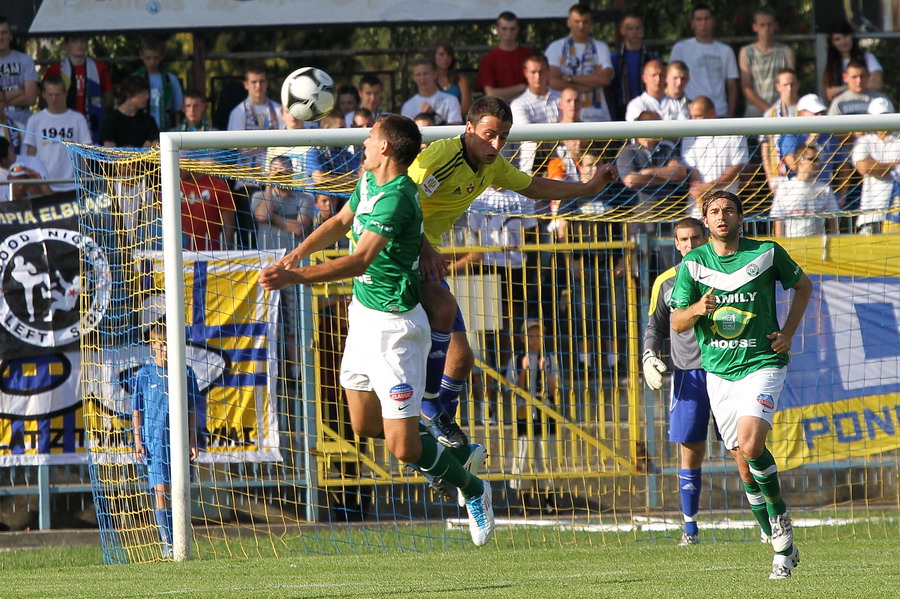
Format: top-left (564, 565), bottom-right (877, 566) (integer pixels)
top-left (743, 479), bottom-right (772, 536)
top-left (746, 448), bottom-right (787, 518)
top-left (413, 426), bottom-right (483, 499)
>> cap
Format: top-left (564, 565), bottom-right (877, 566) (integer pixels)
top-left (796, 94), bottom-right (827, 114)
top-left (7, 162), bottom-right (31, 178)
top-left (522, 319), bottom-right (541, 334)
top-left (867, 96), bottom-right (895, 115)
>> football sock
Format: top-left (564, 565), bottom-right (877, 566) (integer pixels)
top-left (413, 424), bottom-right (483, 499)
top-left (743, 479), bottom-right (773, 536)
top-left (154, 508), bottom-right (172, 546)
top-left (437, 375), bottom-right (464, 419)
top-left (678, 468), bottom-right (702, 535)
top-left (746, 447), bottom-right (787, 518)
top-left (422, 330), bottom-right (452, 419)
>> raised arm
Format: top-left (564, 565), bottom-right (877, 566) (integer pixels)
top-left (520, 162), bottom-right (616, 200)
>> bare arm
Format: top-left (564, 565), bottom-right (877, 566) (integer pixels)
top-left (726, 78), bottom-right (739, 118)
top-left (520, 163), bottom-right (615, 200)
top-left (4, 80), bottom-right (38, 109)
top-left (856, 157), bottom-right (897, 180)
top-left (276, 202), bottom-right (355, 268)
top-left (485, 83), bottom-right (526, 103)
top-left (768, 274), bottom-right (813, 353)
top-left (671, 287), bottom-right (717, 333)
top-left (548, 65), bottom-right (612, 92)
top-left (739, 49), bottom-right (770, 113)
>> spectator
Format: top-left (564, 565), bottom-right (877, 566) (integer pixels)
top-left (624, 59), bottom-right (666, 122)
top-left (770, 145), bottom-right (839, 237)
top-left (178, 162), bottom-right (236, 251)
top-left (852, 97), bottom-right (900, 234)
top-left (0, 16), bottom-right (38, 127)
top-left (738, 7), bottom-right (795, 118)
top-left (546, 87), bottom-right (585, 187)
top-left (827, 60), bottom-right (887, 117)
top-left (0, 137), bottom-right (51, 202)
top-left (433, 41), bottom-right (473, 115)
top-left (670, 4), bottom-right (739, 117)
top-left (662, 61), bottom-right (691, 121)
top-left (545, 3), bottom-right (614, 122)
top-left (306, 112), bottom-right (360, 186)
top-left (101, 76), bottom-right (159, 148)
top-left (265, 106), bottom-right (308, 178)
top-left (345, 74), bottom-right (384, 127)
top-left (131, 322), bottom-right (201, 559)
top-left (759, 69), bottom-right (799, 191)
top-left (510, 54), bottom-right (560, 175)
top-left (507, 319), bottom-right (559, 514)
top-left (174, 89), bottom-right (215, 132)
top-left (475, 11), bottom-right (532, 103)
top-left (132, 36), bottom-right (183, 131)
top-left (336, 84), bottom-right (360, 117)
top-left (0, 90), bottom-right (23, 153)
top-left (682, 96), bottom-right (749, 216)
top-left (23, 76), bottom-right (92, 192)
top-left (350, 107), bottom-right (374, 129)
top-left (823, 19), bottom-right (883, 103)
top-left (609, 12), bottom-right (658, 121)
top-left (414, 111), bottom-right (436, 129)
top-left (400, 58), bottom-right (463, 125)
top-left (43, 35), bottom-right (113, 144)
top-left (782, 94), bottom-right (847, 195)
top-left (252, 155), bottom-right (315, 242)
top-left (228, 61), bottom-right (283, 133)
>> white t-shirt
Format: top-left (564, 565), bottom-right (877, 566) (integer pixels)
top-left (545, 36), bottom-right (613, 122)
top-left (24, 109), bottom-right (92, 191)
top-left (0, 49), bottom-right (39, 125)
top-left (669, 38), bottom-right (739, 117)
top-left (852, 132), bottom-right (900, 226)
top-left (400, 91), bottom-right (462, 125)
top-left (227, 99), bottom-right (284, 131)
top-left (770, 179), bottom-right (839, 237)
top-left (624, 92), bottom-right (691, 121)
top-left (682, 134), bottom-right (749, 216)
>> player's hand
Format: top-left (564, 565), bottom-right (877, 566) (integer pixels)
top-left (419, 243), bottom-right (448, 282)
top-left (642, 351), bottom-right (667, 390)
top-left (259, 264), bottom-right (298, 290)
top-left (189, 445), bottom-right (199, 461)
top-left (521, 355), bottom-right (530, 369)
top-left (583, 162), bottom-right (617, 194)
top-left (767, 330), bottom-right (793, 354)
top-left (133, 444), bottom-right (146, 462)
top-left (696, 288), bottom-right (717, 315)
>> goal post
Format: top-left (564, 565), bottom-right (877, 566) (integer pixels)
top-left (68, 112), bottom-right (900, 564)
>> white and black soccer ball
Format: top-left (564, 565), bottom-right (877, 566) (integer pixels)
top-left (281, 67), bottom-right (336, 122)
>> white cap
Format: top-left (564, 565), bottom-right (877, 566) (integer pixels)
top-left (867, 96), bottom-right (895, 115)
top-left (522, 319), bottom-right (541, 334)
top-left (796, 94), bottom-right (827, 114)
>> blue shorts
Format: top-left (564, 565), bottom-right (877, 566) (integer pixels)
top-left (438, 279), bottom-right (467, 333)
top-left (668, 369), bottom-right (712, 444)
top-left (146, 448), bottom-right (171, 489)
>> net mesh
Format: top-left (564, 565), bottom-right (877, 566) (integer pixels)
top-left (2, 121), bottom-right (894, 562)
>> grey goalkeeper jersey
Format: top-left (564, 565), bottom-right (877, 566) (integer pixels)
top-left (643, 263), bottom-right (702, 371)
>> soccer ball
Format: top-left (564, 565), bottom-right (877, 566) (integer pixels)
top-left (281, 67), bottom-right (336, 122)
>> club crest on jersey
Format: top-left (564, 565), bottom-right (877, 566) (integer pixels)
top-left (756, 393), bottom-right (775, 410)
top-left (466, 182), bottom-right (475, 194)
top-left (709, 306), bottom-right (755, 339)
top-left (0, 228), bottom-right (111, 348)
top-left (389, 383), bottom-right (414, 401)
top-left (746, 263), bottom-right (760, 276)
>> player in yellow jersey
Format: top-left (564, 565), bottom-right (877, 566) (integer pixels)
top-left (408, 95), bottom-right (616, 450)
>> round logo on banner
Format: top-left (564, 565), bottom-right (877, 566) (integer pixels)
top-left (0, 228), bottom-right (111, 349)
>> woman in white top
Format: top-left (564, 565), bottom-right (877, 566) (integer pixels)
top-left (823, 19), bottom-right (883, 102)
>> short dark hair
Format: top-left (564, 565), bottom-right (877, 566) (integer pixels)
top-left (414, 112), bottom-right (437, 126)
top-left (753, 6), bottom-right (776, 21)
top-left (667, 60), bottom-right (690, 75)
top-left (42, 74), bottom-right (66, 91)
top-left (359, 74), bottom-right (383, 89)
top-left (692, 3), bottom-right (713, 18)
top-left (183, 89), bottom-right (208, 103)
top-left (376, 114), bottom-right (422, 167)
top-left (845, 59), bottom-right (868, 73)
top-left (701, 189), bottom-right (743, 216)
top-left (244, 60), bottom-right (268, 78)
top-left (411, 57), bottom-right (435, 70)
top-left (523, 53), bottom-right (549, 67)
top-left (337, 84), bottom-right (360, 102)
top-left (498, 11), bottom-right (518, 23)
top-left (467, 96), bottom-right (513, 126)
top-left (674, 217), bottom-right (704, 235)
top-left (140, 36), bottom-right (164, 54)
top-left (569, 3), bottom-right (592, 17)
top-left (776, 68), bottom-right (797, 78)
top-left (118, 75), bottom-right (149, 101)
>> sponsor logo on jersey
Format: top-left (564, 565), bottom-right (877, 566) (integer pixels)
top-left (756, 393), bottom-right (775, 410)
top-left (708, 338), bottom-right (758, 349)
top-left (451, 187), bottom-right (462, 195)
top-left (710, 306), bottom-right (755, 339)
top-left (421, 175), bottom-right (440, 196)
top-left (389, 383), bottom-right (414, 401)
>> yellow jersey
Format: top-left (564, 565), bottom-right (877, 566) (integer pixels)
top-left (407, 135), bottom-right (532, 246)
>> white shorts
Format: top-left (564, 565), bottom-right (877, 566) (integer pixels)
top-left (339, 300), bottom-right (430, 419)
top-left (706, 367), bottom-right (786, 450)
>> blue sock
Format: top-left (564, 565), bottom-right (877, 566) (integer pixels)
top-left (422, 330), bottom-right (451, 419)
top-left (154, 508), bottom-right (172, 546)
top-left (437, 375), bottom-right (464, 419)
top-left (678, 468), bottom-right (702, 535)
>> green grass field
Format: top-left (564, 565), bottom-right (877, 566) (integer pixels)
top-left (2, 526), bottom-right (899, 599)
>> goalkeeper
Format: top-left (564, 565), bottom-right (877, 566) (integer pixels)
top-left (643, 217), bottom-right (767, 546)
top-left (408, 95), bottom-right (616, 449)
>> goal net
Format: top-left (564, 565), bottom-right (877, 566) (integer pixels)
top-left (23, 114), bottom-right (897, 562)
